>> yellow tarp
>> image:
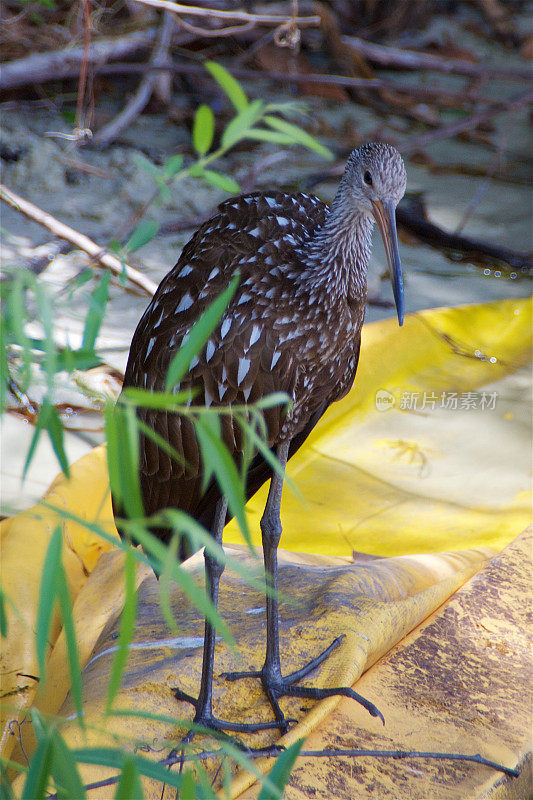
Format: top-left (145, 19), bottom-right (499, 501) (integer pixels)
top-left (1, 298), bottom-right (531, 796)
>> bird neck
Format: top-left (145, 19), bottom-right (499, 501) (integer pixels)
top-left (301, 185), bottom-right (373, 302)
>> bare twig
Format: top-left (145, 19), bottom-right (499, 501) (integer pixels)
top-left (0, 184), bottom-right (157, 296)
top-left (44, 743), bottom-right (520, 798)
top-left (400, 89), bottom-right (533, 152)
top-left (130, 0), bottom-right (320, 27)
top-left (92, 12), bottom-right (175, 147)
top-left (343, 36), bottom-right (531, 81)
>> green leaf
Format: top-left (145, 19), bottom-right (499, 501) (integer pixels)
top-left (0, 763), bottom-right (16, 800)
top-left (205, 61), bottom-right (248, 111)
top-left (50, 729), bottom-right (86, 800)
top-left (21, 735), bottom-right (53, 800)
top-left (164, 153), bottom-right (184, 177)
top-left (0, 585), bottom-right (7, 638)
top-left (200, 168), bottom-right (240, 194)
top-left (133, 153), bottom-right (161, 178)
top-left (126, 220), bottom-right (159, 254)
top-left (165, 276), bottom-right (239, 390)
top-left (0, 316), bottom-right (9, 415)
top-left (106, 548), bottom-right (137, 712)
top-left (105, 400), bottom-right (144, 520)
top-left (192, 104), bottom-right (215, 156)
top-left (55, 553), bottom-right (84, 725)
top-left (195, 415), bottom-right (250, 545)
top-left (115, 756), bottom-right (144, 800)
top-left (44, 403), bottom-right (70, 478)
top-left (244, 128), bottom-right (294, 146)
top-left (221, 100), bottom-right (264, 149)
top-left (35, 526), bottom-right (62, 683)
top-left (257, 739), bottom-right (303, 800)
top-left (263, 115), bottom-right (333, 160)
top-left (82, 270), bottom-right (111, 352)
top-left (33, 280), bottom-right (56, 395)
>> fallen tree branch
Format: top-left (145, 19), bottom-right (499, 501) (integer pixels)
top-left (92, 12), bottom-right (176, 147)
top-left (0, 29), bottom-right (166, 92)
top-left (397, 196), bottom-right (532, 272)
top-left (400, 89), bottom-right (533, 153)
top-left (0, 184), bottom-right (157, 296)
top-left (343, 36), bottom-right (531, 81)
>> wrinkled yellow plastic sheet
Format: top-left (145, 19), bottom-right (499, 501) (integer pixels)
top-left (1, 298), bottom-right (531, 796)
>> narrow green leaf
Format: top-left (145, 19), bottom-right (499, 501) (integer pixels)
top-left (105, 401), bottom-right (144, 519)
top-left (0, 763), bottom-right (16, 800)
top-left (201, 168), bottom-right (240, 194)
top-left (164, 153), bottom-right (184, 177)
top-left (82, 270), bottom-right (111, 352)
top-left (35, 526), bottom-right (62, 684)
top-left (257, 739), bottom-right (303, 799)
top-left (8, 273), bottom-right (31, 389)
top-left (21, 736), bottom-right (53, 800)
top-left (50, 729), bottom-right (86, 800)
top-left (0, 316), bottom-right (9, 415)
top-left (221, 100), bottom-right (264, 149)
top-left (106, 548), bottom-right (137, 712)
top-left (244, 128), bottom-right (294, 146)
top-left (263, 115), bottom-right (333, 160)
top-left (45, 402), bottom-right (70, 478)
top-left (55, 556), bottom-right (83, 725)
top-left (73, 747), bottom-right (186, 791)
top-left (21, 412), bottom-right (43, 482)
top-left (126, 220), bottom-right (159, 254)
top-left (205, 61), bottom-right (248, 111)
top-left (122, 386), bottom-right (194, 411)
top-left (180, 769), bottom-right (197, 799)
top-left (133, 153), bottom-right (161, 178)
top-left (0, 585), bottom-right (7, 638)
top-left (115, 756), bottom-right (144, 800)
top-left (157, 534), bottom-right (181, 635)
top-left (192, 104), bottom-right (215, 156)
top-left (165, 276), bottom-right (239, 390)
top-left (33, 280), bottom-right (57, 394)
top-left (195, 416), bottom-right (250, 545)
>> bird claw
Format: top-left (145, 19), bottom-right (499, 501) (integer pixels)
top-left (221, 634), bottom-right (385, 728)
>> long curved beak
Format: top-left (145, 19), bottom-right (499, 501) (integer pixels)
top-left (372, 199), bottom-right (404, 326)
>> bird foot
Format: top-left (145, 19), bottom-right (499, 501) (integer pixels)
top-left (221, 634), bottom-right (385, 732)
top-left (172, 686), bottom-right (292, 743)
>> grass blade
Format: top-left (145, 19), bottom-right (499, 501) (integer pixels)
top-left (21, 736), bottom-right (53, 800)
top-left (165, 275), bottom-right (239, 390)
top-left (35, 526), bottom-right (62, 684)
top-left (126, 220), bottom-right (159, 254)
top-left (82, 270), bottom-right (111, 352)
top-left (114, 756), bottom-right (144, 800)
top-left (55, 555), bottom-right (84, 726)
top-left (106, 547), bottom-right (137, 712)
top-left (195, 415), bottom-right (250, 545)
top-left (201, 168), bottom-right (240, 194)
top-left (257, 739), bottom-right (303, 799)
top-left (50, 729), bottom-right (86, 800)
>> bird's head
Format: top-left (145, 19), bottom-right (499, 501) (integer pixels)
top-left (344, 142), bottom-right (407, 325)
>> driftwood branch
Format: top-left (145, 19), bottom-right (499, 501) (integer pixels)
top-left (92, 12), bottom-right (176, 147)
top-left (0, 29), bottom-right (164, 91)
top-left (343, 36), bottom-right (531, 81)
top-left (130, 0), bottom-right (320, 27)
top-left (0, 184), bottom-right (157, 296)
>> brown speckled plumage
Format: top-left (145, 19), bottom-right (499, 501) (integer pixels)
top-left (114, 142), bottom-right (407, 736)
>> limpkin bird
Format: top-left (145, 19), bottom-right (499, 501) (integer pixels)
top-left (114, 142), bottom-right (407, 736)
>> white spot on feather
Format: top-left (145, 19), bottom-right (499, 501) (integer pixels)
top-left (146, 337), bottom-right (156, 358)
top-left (221, 318), bottom-right (232, 339)
top-left (265, 197), bottom-right (277, 208)
top-left (206, 340), bottom-right (215, 362)
top-left (237, 358), bottom-right (251, 385)
top-left (248, 228), bottom-right (260, 237)
top-left (249, 325), bottom-right (262, 347)
top-left (218, 384), bottom-right (227, 400)
top-left (243, 386), bottom-right (252, 402)
top-left (178, 264), bottom-right (193, 278)
top-left (270, 352), bottom-right (281, 370)
top-left (176, 293), bottom-right (193, 313)
top-left (208, 268), bottom-right (219, 280)
top-left (276, 216), bottom-right (289, 226)
top-left (238, 293), bottom-right (251, 305)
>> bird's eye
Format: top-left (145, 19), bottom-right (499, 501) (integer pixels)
top-left (363, 170), bottom-right (373, 186)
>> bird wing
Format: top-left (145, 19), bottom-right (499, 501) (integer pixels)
top-left (119, 192), bottom-right (329, 530)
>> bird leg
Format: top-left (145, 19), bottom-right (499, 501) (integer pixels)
top-left (173, 497), bottom-right (290, 740)
top-left (223, 441), bottom-right (385, 732)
